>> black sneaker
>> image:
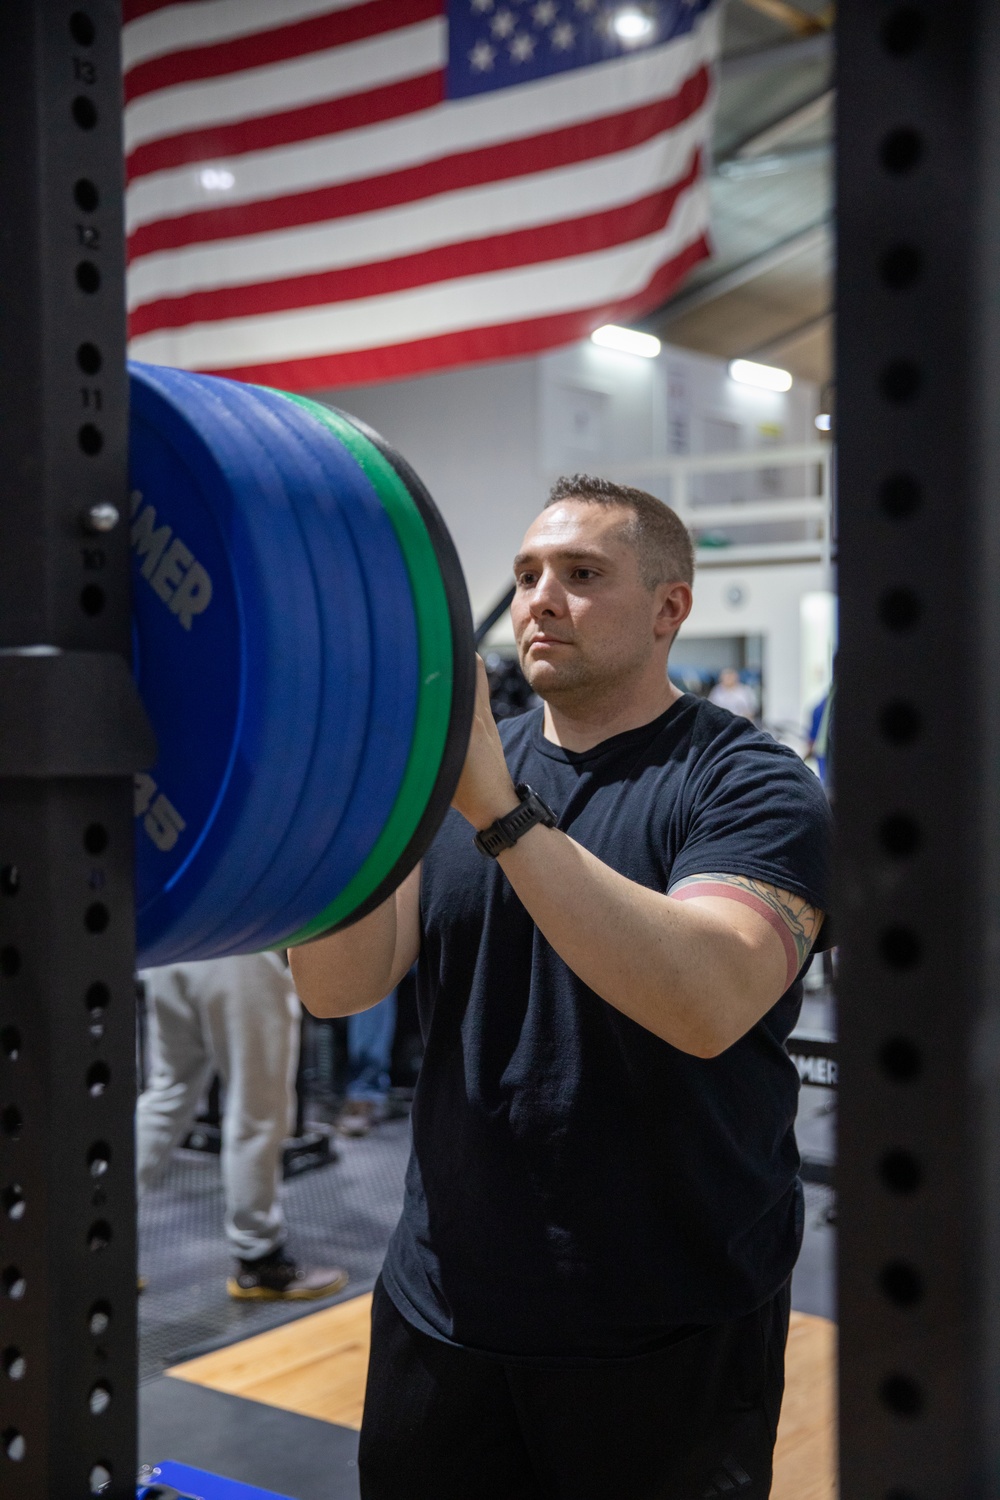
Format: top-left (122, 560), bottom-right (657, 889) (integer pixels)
top-left (227, 1249), bottom-right (348, 1302)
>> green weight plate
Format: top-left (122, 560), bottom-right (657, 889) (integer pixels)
top-left (278, 397), bottom-right (458, 943)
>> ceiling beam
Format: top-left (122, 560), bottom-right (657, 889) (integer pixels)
top-left (720, 30), bottom-right (831, 81)
top-left (735, 88), bottom-right (834, 157)
top-left (740, 309), bottom-right (833, 361)
top-left (736, 0), bottom-right (833, 36)
top-left (656, 219), bottom-right (833, 321)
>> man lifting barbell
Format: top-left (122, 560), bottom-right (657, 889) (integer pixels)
top-left (291, 475), bottom-right (832, 1500)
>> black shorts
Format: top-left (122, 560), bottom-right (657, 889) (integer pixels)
top-left (358, 1277), bottom-right (791, 1500)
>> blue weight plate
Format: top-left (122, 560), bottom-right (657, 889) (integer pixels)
top-left (187, 379), bottom-right (410, 955)
top-left (233, 387), bottom-right (419, 948)
top-left (130, 363), bottom-right (324, 966)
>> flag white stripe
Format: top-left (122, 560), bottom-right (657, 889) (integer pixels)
top-left (125, 9), bottom-right (719, 230)
top-left (123, 0), bottom-right (376, 73)
top-left (127, 106), bottom-right (710, 308)
top-left (127, 178), bottom-right (708, 367)
top-left (124, 18), bottom-right (446, 153)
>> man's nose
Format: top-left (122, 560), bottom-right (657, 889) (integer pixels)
top-left (529, 569), bottom-right (563, 615)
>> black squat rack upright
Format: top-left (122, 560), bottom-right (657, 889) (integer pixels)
top-left (0, 2), bottom-right (154, 1496)
top-left (836, 2), bottom-right (1000, 1496)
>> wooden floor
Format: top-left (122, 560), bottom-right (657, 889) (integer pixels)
top-left (169, 1298), bottom-right (836, 1499)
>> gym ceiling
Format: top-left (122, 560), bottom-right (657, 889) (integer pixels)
top-left (646, 0), bottom-right (833, 391)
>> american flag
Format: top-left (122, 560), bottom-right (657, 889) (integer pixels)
top-left (124, 0), bottom-right (720, 390)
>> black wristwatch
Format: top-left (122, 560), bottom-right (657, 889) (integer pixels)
top-left (473, 783), bottom-right (557, 858)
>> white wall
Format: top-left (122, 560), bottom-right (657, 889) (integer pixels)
top-left (680, 562), bottom-right (834, 734)
top-left (321, 340), bottom-right (829, 726)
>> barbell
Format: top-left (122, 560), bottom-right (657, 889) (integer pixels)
top-left (129, 362), bottom-right (475, 968)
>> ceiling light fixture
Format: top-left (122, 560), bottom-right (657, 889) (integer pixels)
top-left (199, 166), bottom-right (236, 192)
top-left (728, 358), bottom-right (793, 393)
top-left (815, 413), bottom-right (832, 431)
top-left (591, 324), bottom-right (661, 358)
top-left (611, 7), bottom-right (654, 42)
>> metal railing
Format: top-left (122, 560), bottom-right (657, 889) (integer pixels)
top-left (598, 442), bottom-right (835, 567)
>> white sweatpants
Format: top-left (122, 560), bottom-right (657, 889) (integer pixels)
top-left (136, 954), bottom-right (300, 1262)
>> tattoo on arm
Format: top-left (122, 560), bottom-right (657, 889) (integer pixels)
top-left (668, 874), bottom-right (824, 987)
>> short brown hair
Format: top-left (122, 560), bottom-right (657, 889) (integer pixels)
top-left (545, 474), bottom-right (694, 589)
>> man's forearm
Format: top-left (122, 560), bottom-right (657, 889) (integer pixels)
top-left (495, 825), bottom-right (786, 1057)
top-left (289, 896), bottom-right (400, 1019)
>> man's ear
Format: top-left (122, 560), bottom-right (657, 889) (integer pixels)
top-left (654, 580), bottom-right (693, 640)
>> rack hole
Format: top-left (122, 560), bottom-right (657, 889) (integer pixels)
top-left (879, 700), bottom-right (921, 744)
top-left (72, 96), bottom-right (98, 130)
top-left (76, 261), bottom-right (100, 295)
top-left (880, 813), bottom-right (921, 857)
top-left (879, 1036), bottom-right (923, 1082)
top-left (881, 359), bottom-right (923, 403)
top-left (70, 10), bottom-right (96, 44)
top-left (881, 126), bottom-right (923, 174)
top-left (74, 177), bottom-right (99, 212)
top-left (78, 424), bottom-right (103, 457)
top-left (86, 981), bottom-right (110, 1016)
top-left (2, 1186), bottom-right (25, 1222)
top-left (2, 1267), bottom-right (26, 1300)
top-left (880, 243), bottom-right (923, 291)
top-left (0, 947), bottom-right (21, 977)
top-left (89, 1462), bottom-right (112, 1494)
top-left (89, 1381), bottom-right (112, 1417)
top-left (2, 1428), bottom-right (25, 1462)
top-left (881, 6), bottom-right (925, 55)
top-left (880, 1372), bottom-right (924, 1417)
top-left (879, 588), bottom-right (921, 631)
top-left (1, 1028), bottom-right (20, 1061)
top-left (880, 473), bottom-right (922, 519)
top-left (80, 584), bottom-right (106, 617)
top-left (88, 1301), bottom-right (111, 1337)
top-left (77, 342), bottom-right (102, 375)
top-left (880, 1260), bottom-right (924, 1307)
top-left (1, 1107), bottom-right (22, 1139)
top-left (87, 1220), bottom-right (112, 1253)
top-left (0, 866), bottom-right (19, 896)
top-left (880, 1149), bottom-right (922, 1194)
top-left (87, 1142), bottom-right (110, 1178)
top-left (86, 1062), bottom-right (110, 1097)
top-left (84, 903), bottom-right (109, 934)
top-left (2, 1348), bottom-right (25, 1381)
top-left (84, 824), bottom-right (109, 856)
top-left (880, 926), bottom-right (921, 969)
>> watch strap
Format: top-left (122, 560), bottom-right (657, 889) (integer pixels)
top-left (473, 783), bottom-right (557, 858)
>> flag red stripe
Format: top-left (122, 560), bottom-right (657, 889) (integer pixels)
top-left (195, 234), bottom-right (710, 390)
top-left (128, 153), bottom-right (701, 337)
top-left (128, 65), bottom-right (710, 261)
top-left (124, 0), bottom-right (201, 20)
top-left (126, 70), bottom-right (444, 179)
top-left (124, 0), bottom-right (443, 104)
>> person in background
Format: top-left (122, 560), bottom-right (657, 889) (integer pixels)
top-left (708, 666), bottom-right (758, 719)
top-left (137, 953), bottom-right (349, 1301)
top-left (336, 988), bottom-right (398, 1138)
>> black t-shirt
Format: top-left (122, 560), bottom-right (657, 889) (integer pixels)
top-left (381, 695), bottom-right (832, 1359)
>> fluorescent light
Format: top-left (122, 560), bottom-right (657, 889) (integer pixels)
top-left (728, 359), bottom-right (793, 393)
top-left (199, 166), bottom-right (235, 192)
top-left (612, 6), bottom-right (654, 41)
top-left (815, 412), bottom-right (832, 431)
top-left (591, 324), bottom-right (661, 358)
